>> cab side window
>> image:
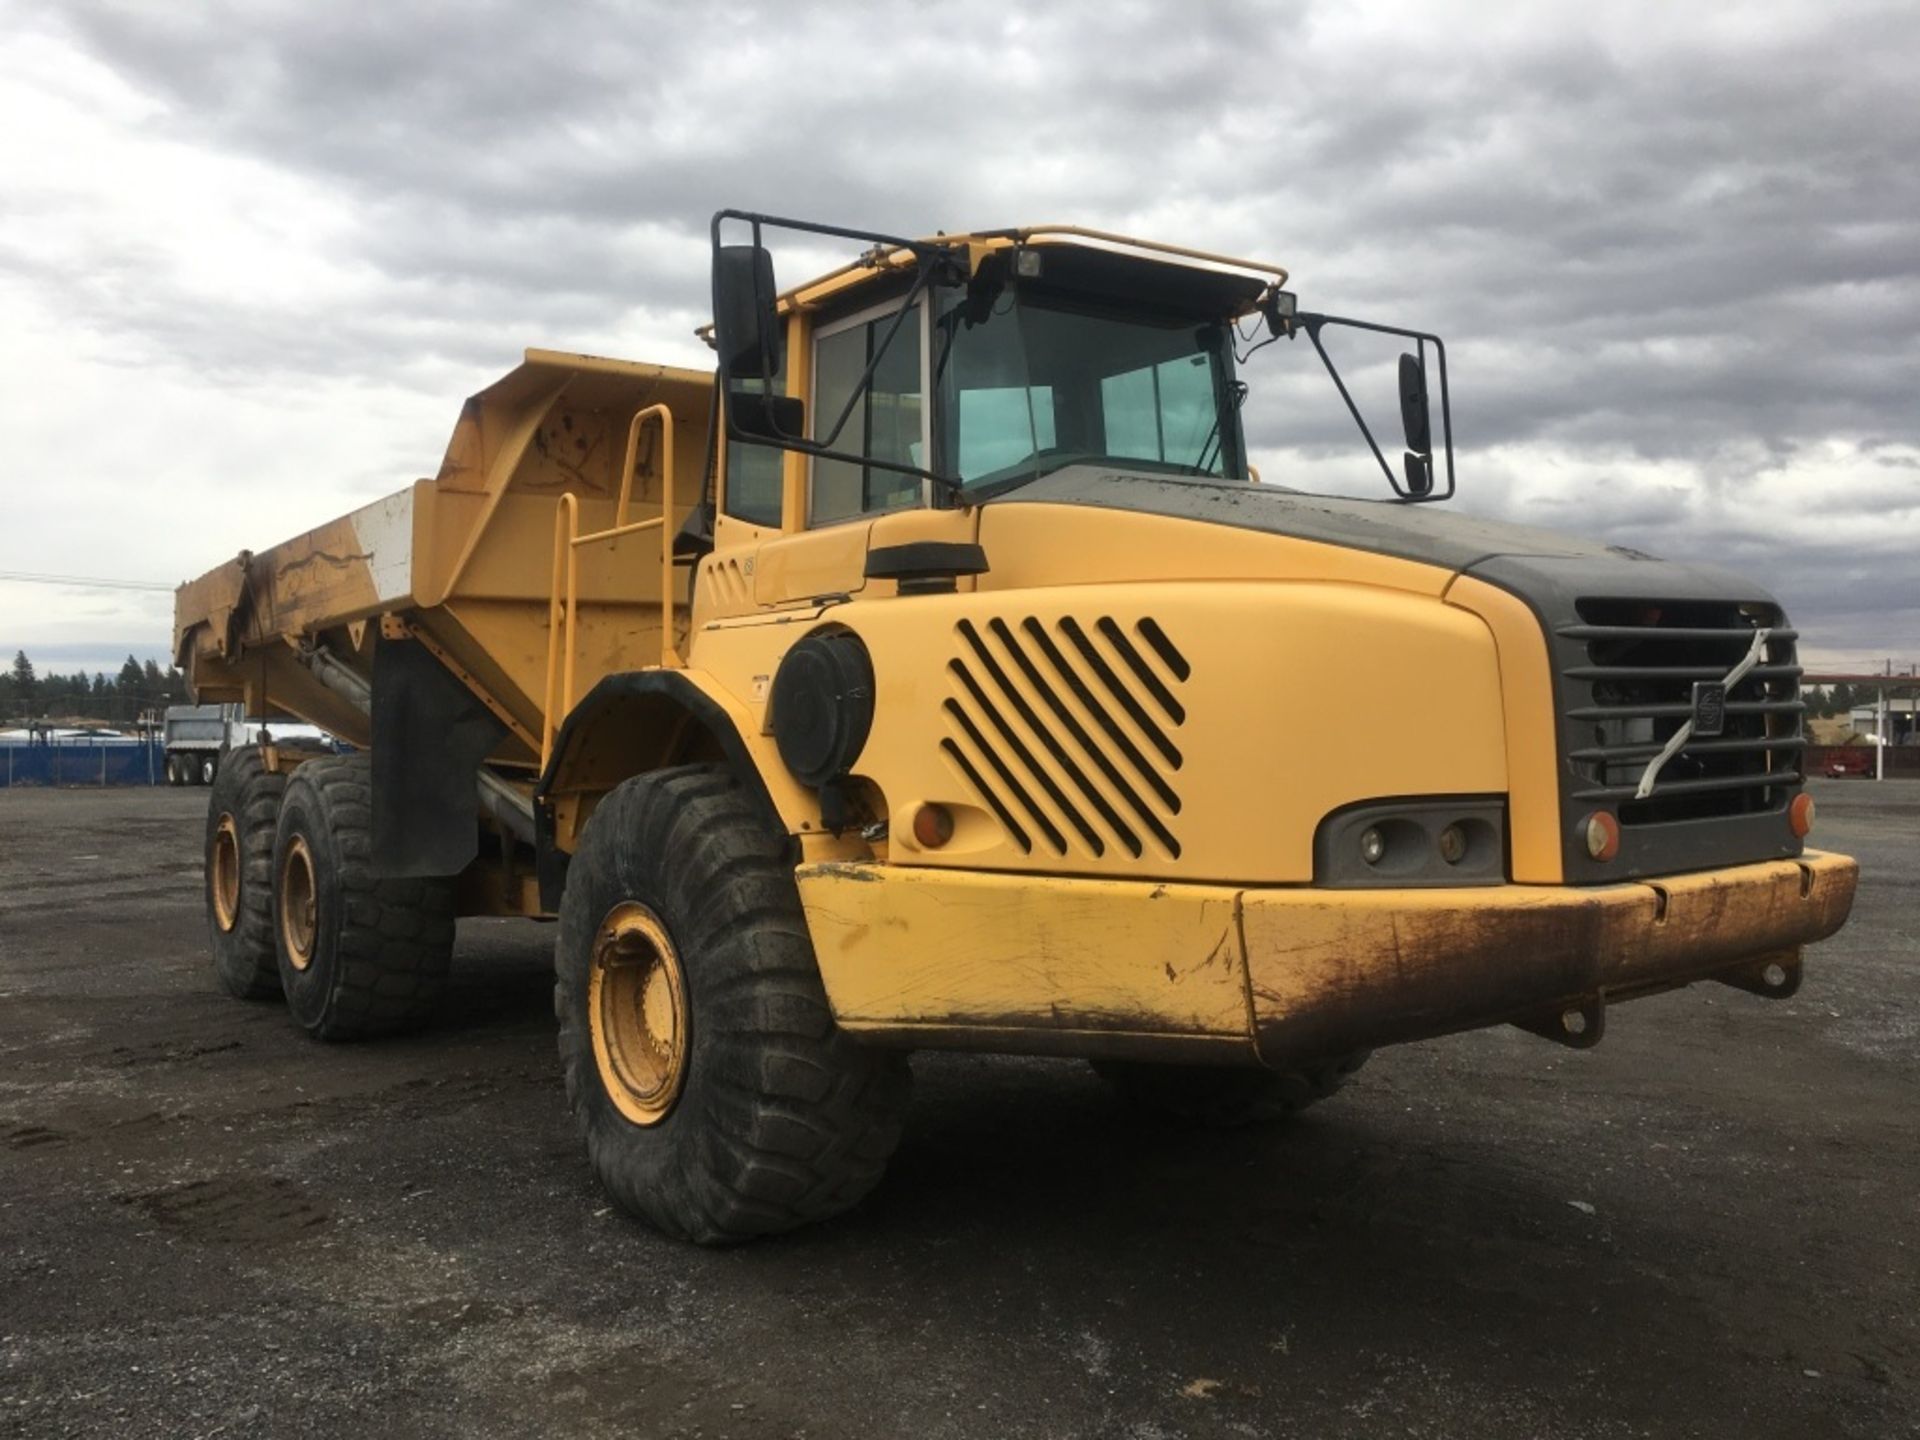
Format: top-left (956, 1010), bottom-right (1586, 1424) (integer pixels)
top-left (723, 353), bottom-right (786, 527)
top-left (810, 304), bottom-right (925, 526)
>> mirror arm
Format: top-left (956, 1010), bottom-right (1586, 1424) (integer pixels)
top-left (712, 207), bottom-right (951, 429)
top-left (715, 210), bottom-right (965, 495)
top-left (1301, 316), bottom-right (1399, 495)
top-left (712, 208), bottom-right (940, 265)
top-left (801, 258), bottom-right (945, 452)
top-left (726, 423), bottom-right (963, 497)
top-left (721, 255), bottom-right (961, 497)
top-left (1297, 311), bottom-right (1457, 503)
top-left (1430, 334), bottom-right (1456, 502)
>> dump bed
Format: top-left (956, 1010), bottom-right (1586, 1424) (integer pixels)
top-left (174, 350), bottom-right (713, 770)
top-left (162, 703), bottom-right (242, 750)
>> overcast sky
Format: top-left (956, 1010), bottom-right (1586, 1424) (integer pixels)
top-left (2, 0), bottom-right (1916, 676)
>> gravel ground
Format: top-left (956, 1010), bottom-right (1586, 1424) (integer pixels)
top-left (0, 780), bottom-right (1914, 1439)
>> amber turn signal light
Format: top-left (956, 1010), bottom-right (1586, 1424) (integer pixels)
top-left (1583, 810), bottom-right (1621, 862)
top-left (912, 803), bottom-right (955, 849)
top-left (1789, 792), bottom-right (1815, 838)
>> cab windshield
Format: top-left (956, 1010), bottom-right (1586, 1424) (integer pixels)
top-left (934, 289), bottom-right (1243, 498)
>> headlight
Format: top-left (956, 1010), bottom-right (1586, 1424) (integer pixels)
top-left (1314, 798), bottom-right (1507, 888)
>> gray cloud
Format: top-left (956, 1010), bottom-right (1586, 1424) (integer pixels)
top-left (5, 0), bottom-right (1918, 665)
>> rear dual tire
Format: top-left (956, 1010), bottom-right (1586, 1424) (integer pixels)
top-left (270, 754), bottom-right (455, 1040)
top-left (555, 765), bottom-right (912, 1244)
top-left (204, 746), bottom-right (287, 999)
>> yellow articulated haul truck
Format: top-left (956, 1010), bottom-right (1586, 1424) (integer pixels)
top-left (176, 212), bottom-right (1857, 1242)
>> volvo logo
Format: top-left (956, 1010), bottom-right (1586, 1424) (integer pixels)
top-left (1691, 681), bottom-right (1728, 737)
top-left (1636, 628), bottom-right (1769, 800)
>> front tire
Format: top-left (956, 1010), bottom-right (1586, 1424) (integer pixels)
top-left (1093, 1052), bottom-right (1369, 1128)
top-left (200, 754), bottom-right (218, 785)
top-left (271, 753), bottom-right (455, 1040)
top-left (204, 745), bottom-right (287, 999)
top-left (555, 765), bottom-right (911, 1243)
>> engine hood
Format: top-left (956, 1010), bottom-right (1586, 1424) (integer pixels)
top-left (991, 467), bottom-right (1742, 588)
top-left (981, 465), bottom-right (1799, 888)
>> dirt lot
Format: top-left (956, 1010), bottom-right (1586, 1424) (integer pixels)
top-left (1, 783), bottom-right (1915, 1439)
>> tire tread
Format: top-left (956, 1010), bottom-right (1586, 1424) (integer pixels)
top-left (556, 764), bottom-right (911, 1243)
top-left (276, 754), bottom-right (454, 1040)
top-left (205, 746), bottom-right (287, 1000)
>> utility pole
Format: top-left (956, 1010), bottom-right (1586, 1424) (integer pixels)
top-left (1878, 659), bottom-right (1889, 783)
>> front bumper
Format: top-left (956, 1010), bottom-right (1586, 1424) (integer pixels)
top-left (797, 850), bottom-right (1858, 1065)
top-left (1242, 849), bottom-right (1857, 1065)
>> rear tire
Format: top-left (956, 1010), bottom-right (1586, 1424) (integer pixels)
top-left (1092, 1052), bottom-right (1369, 1128)
top-left (555, 765), bottom-right (911, 1244)
top-left (204, 746), bottom-right (287, 1000)
top-left (271, 753), bottom-right (455, 1040)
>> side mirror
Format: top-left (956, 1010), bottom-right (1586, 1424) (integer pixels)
top-left (1403, 452), bottom-right (1434, 498)
top-left (1262, 289), bottom-right (1298, 337)
top-left (1398, 351), bottom-right (1431, 455)
top-left (727, 389), bottom-right (806, 442)
top-left (713, 244), bottom-right (783, 382)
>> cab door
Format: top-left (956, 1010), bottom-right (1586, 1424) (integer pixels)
top-left (752, 296), bottom-right (945, 605)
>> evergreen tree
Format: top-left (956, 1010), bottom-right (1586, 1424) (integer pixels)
top-left (9, 650), bottom-right (34, 702)
top-left (111, 656), bottom-right (142, 724)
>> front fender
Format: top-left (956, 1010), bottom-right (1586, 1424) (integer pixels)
top-left (535, 667), bottom-right (819, 908)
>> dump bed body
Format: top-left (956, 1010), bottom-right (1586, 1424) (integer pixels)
top-left (174, 350), bottom-right (712, 767)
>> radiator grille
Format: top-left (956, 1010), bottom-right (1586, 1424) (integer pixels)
top-left (1557, 599), bottom-right (1804, 825)
top-left (941, 615), bottom-right (1189, 859)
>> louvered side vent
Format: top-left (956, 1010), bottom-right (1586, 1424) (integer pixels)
top-left (1558, 599), bottom-right (1804, 825)
top-left (702, 555), bottom-right (752, 610)
top-left (941, 615), bottom-right (1190, 859)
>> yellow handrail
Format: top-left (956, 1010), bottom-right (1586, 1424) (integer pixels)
top-left (656, 404), bottom-right (679, 672)
top-left (540, 407), bottom-right (681, 770)
top-left (541, 493), bottom-right (579, 769)
top-left (615, 403), bottom-right (674, 531)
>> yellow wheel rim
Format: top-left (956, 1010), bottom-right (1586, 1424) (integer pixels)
top-left (279, 835), bottom-right (318, 972)
top-left (211, 815), bottom-right (242, 934)
top-left (588, 902), bottom-right (689, 1127)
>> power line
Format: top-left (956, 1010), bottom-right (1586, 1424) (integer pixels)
top-left (0, 570), bottom-right (175, 594)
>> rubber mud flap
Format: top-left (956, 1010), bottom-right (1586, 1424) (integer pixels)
top-left (370, 635), bottom-right (505, 877)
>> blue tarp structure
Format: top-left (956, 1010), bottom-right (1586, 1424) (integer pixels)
top-left (0, 741), bottom-right (167, 787)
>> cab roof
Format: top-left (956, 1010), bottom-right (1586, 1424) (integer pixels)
top-left (699, 226), bottom-right (1290, 342)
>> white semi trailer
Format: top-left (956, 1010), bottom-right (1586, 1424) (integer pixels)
top-left (163, 704), bottom-right (332, 785)
top-left (162, 704), bottom-right (245, 785)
